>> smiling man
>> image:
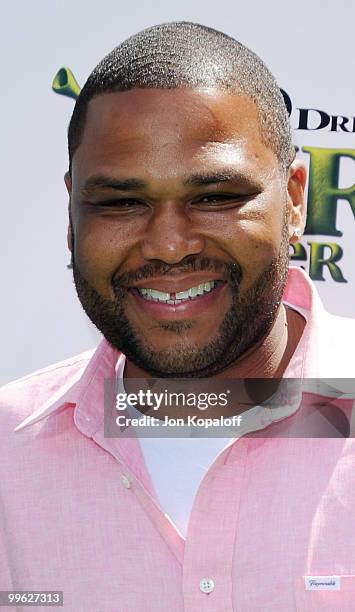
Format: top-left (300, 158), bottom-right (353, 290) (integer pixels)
top-left (2, 21), bottom-right (355, 612)
top-left (68, 85), bottom-right (303, 379)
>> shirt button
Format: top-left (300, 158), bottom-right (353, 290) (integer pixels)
top-left (199, 577), bottom-right (215, 594)
top-left (120, 474), bottom-right (131, 489)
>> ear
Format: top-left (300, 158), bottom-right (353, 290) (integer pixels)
top-left (64, 172), bottom-right (73, 252)
top-left (286, 160), bottom-right (307, 244)
top-left (67, 222), bottom-right (73, 253)
top-left (64, 171), bottom-right (72, 195)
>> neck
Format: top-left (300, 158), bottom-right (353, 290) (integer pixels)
top-left (124, 303), bottom-right (306, 380)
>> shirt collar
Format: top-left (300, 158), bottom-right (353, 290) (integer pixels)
top-left (120, 368), bottom-right (304, 438)
top-left (13, 339), bottom-right (120, 433)
top-left (13, 266), bottom-right (322, 433)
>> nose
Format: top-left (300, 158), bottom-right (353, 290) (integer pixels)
top-left (140, 202), bottom-right (205, 264)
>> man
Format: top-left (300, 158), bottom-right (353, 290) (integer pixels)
top-left (1, 21), bottom-right (355, 611)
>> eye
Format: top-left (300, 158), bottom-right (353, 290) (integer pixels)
top-left (94, 198), bottom-right (148, 210)
top-left (200, 195), bottom-right (236, 203)
top-left (192, 193), bottom-right (254, 208)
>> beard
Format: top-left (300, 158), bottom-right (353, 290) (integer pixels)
top-left (71, 217), bottom-right (290, 378)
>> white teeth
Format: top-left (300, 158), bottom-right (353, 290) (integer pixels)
top-left (149, 289), bottom-right (170, 301)
top-left (137, 280), bottom-right (217, 302)
top-left (188, 286), bottom-right (199, 298)
top-left (175, 290), bottom-right (190, 300)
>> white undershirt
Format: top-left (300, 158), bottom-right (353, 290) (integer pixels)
top-left (116, 356), bottom-right (303, 537)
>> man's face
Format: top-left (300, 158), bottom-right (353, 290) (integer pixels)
top-left (66, 88), bottom-right (304, 377)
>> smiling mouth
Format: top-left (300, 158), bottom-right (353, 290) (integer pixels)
top-left (130, 280), bottom-right (224, 304)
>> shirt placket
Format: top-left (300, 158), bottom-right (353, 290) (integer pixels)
top-left (182, 437), bottom-right (249, 612)
top-left (91, 429), bottom-right (185, 565)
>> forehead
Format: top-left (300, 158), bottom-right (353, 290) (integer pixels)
top-left (72, 88), bottom-right (277, 179)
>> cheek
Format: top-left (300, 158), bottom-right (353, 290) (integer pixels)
top-left (231, 223), bottom-right (281, 288)
top-left (238, 193), bottom-right (287, 260)
top-left (207, 214), bottom-right (284, 266)
top-left (73, 217), bottom-right (129, 296)
top-left (203, 199), bottom-right (285, 289)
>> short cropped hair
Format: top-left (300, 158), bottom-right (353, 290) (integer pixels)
top-left (68, 21), bottom-right (294, 174)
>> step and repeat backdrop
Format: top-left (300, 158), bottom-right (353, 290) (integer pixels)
top-left (1, 0), bottom-right (354, 384)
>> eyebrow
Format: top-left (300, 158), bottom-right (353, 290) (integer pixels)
top-left (184, 171), bottom-right (257, 188)
top-left (80, 170), bottom-right (259, 197)
top-left (81, 176), bottom-right (147, 196)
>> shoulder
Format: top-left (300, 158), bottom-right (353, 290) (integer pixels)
top-left (0, 349), bottom-right (96, 431)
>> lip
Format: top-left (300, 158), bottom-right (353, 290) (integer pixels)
top-left (128, 281), bottom-right (227, 320)
top-left (128, 273), bottom-right (225, 294)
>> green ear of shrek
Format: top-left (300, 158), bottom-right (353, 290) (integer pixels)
top-left (52, 67), bottom-right (81, 100)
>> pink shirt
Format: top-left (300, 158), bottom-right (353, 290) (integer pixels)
top-left (1, 267), bottom-right (355, 611)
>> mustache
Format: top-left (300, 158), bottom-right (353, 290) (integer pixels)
top-left (112, 255), bottom-right (243, 290)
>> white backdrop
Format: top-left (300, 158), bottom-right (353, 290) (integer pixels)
top-left (1, 0), bottom-right (354, 385)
